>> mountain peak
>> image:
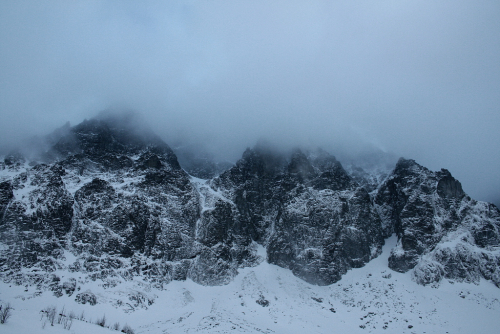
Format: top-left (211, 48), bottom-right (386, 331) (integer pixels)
top-left (42, 110), bottom-right (181, 171)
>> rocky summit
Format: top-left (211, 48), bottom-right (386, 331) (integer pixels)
top-left (1, 113), bottom-right (500, 298)
top-left (375, 158), bottom-right (500, 286)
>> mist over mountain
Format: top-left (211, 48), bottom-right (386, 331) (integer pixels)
top-left (1, 111), bottom-right (499, 287)
top-left (1, 0), bottom-right (499, 210)
top-left (1, 2), bottom-right (499, 332)
top-left (2, 107), bottom-right (498, 211)
top-left (1, 112), bottom-right (500, 333)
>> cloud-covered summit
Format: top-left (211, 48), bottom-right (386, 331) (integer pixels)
top-left (1, 0), bottom-right (499, 205)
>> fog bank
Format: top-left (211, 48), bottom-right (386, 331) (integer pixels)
top-left (1, 1), bottom-right (499, 205)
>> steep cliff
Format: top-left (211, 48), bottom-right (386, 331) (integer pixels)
top-left (375, 158), bottom-right (500, 286)
top-left (1, 114), bottom-right (499, 294)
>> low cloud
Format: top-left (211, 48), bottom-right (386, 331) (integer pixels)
top-left (1, 0), bottom-right (499, 205)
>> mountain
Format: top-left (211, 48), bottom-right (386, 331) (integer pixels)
top-left (375, 158), bottom-right (500, 286)
top-left (1, 112), bottom-right (499, 301)
top-left (210, 145), bottom-right (384, 285)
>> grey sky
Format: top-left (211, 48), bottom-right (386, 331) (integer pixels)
top-left (1, 0), bottom-right (499, 205)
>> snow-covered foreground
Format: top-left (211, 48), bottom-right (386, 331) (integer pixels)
top-left (1, 236), bottom-right (499, 334)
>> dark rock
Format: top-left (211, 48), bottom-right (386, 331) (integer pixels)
top-left (75, 291), bottom-right (97, 305)
top-left (436, 169), bottom-right (465, 199)
top-left (137, 152), bottom-right (163, 169)
top-left (2, 113), bottom-right (499, 292)
top-left (376, 158), bottom-right (500, 287)
top-left (310, 149), bottom-right (353, 191)
top-left (256, 295), bottom-right (270, 307)
top-left (197, 200), bottom-right (233, 247)
top-left (49, 274), bottom-right (63, 297)
top-left (62, 278), bottom-right (77, 296)
top-left (375, 158), bottom-right (457, 271)
top-left (4, 151), bottom-right (25, 167)
top-left (0, 181), bottom-right (13, 219)
top-left (213, 146), bottom-right (383, 285)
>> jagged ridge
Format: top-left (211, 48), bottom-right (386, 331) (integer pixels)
top-left (1, 113), bottom-right (500, 300)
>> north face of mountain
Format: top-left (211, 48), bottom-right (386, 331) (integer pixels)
top-left (375, 158), bottom-right (500, 286)
top-left (212, 146), bottom-right (384, 285)
top-left (0, 112), bottom-right (201, 288)
top-left (1, 114), bottom-right (500, 293)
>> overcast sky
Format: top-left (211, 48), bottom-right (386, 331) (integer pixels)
top-left (1, 0), bottom-right (499, 205)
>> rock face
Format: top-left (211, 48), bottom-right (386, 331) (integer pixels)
top-left (0, 163), bottom-right (73, 279)
top-left (375, 158), bottom-right (500, 286)
top-left (1, 113), bottom-right (500, 291)
top-left (212, 147), bottom-right (384, 285)
top-left (1, 112), bottom-right (202, 288)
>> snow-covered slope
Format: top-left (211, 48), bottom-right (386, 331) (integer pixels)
top-left (1, 236), bottom-right (500, 334)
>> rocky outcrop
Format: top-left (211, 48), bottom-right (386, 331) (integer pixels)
top-left (212, 146), bottom-right (384, 285)
top-left (0, 163), bottom-right (73, 279)
top-left (0, 112), bottom-right (201, 287)
top-left (375, 158), bottom-right (500, 286)
top-left (1, 113), bottom-right (499, 291)
top-left (0, 181), bottom-right (13, 218)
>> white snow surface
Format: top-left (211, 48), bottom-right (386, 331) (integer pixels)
top-left (191, 176), bottom-right (234, 211)
top-left (1, 236), bottom-right (499, 334)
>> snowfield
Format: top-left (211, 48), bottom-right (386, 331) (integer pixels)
top-left (1, 236), bottom-right (499, 334)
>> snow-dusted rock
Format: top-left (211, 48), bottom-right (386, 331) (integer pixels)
top-left (1, 112), bottom-right (499, 292)
top-left (375, 158), bottom-right (500, 286)
top-left (213, 146), bottom-right (384, 285)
